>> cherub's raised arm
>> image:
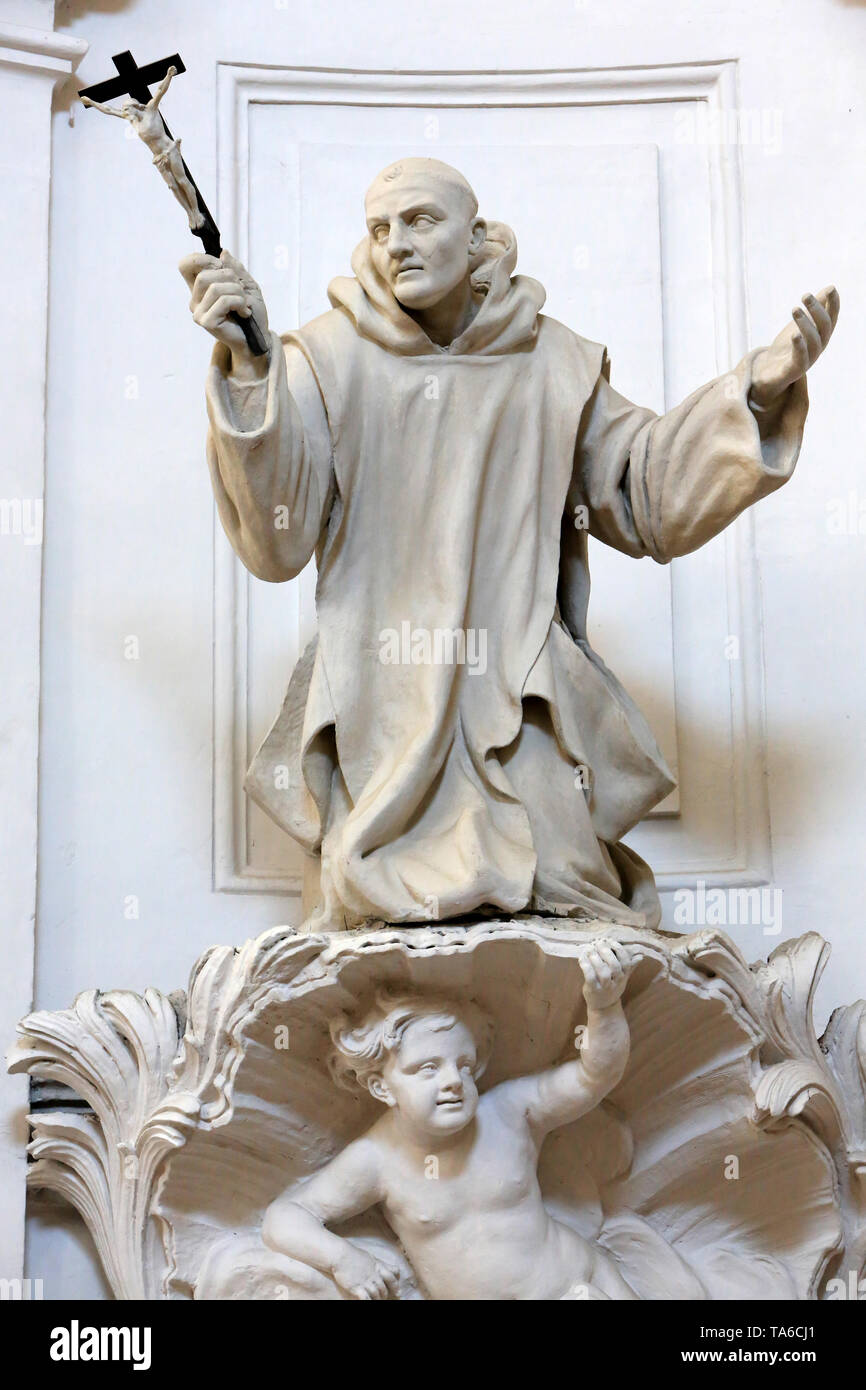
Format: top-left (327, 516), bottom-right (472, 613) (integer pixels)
top-left (499, 941), bottom-right (638, 1138)
top-left (262, 1137), bottom-right (399, 1300)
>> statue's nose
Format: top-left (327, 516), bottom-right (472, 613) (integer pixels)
top-left (387, 221), bottom-right (413, 258)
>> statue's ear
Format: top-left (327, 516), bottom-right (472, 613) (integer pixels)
top-left (367, 1074), bottom-right (395, 1107)
top-left (469, 218), bottom-right (487, 255)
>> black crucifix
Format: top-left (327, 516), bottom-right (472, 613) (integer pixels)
top-left (80, 51), bottom-right (268, 356)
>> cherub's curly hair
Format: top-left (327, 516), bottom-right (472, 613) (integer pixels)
top-left (329, 988), bottom-right (495, 1094)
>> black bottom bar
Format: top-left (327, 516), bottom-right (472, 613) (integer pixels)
top-left (5, 1296), bottom-right (862, 1378)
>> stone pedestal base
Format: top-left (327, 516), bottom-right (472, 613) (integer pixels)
top-left (8, 919), bottom-right (866, 1300)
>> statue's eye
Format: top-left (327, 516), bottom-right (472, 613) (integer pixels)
top-left (420, 1062), bottom-right (437, 1075)
top-left (412, 214), bottom-right (434, 229)
top-left (372, 224), bottom-right (389, 243)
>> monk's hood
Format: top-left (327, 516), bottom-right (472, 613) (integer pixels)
top-left (326, 221), bottom-right (546, 357)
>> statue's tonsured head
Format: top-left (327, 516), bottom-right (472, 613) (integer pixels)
top-left (364, 158), bottom-right (487, 311)
top-left (330, 988), bottom-right (494, 1136)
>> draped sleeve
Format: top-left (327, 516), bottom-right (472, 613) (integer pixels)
top-left (205, 331), bottom-right (335, 582)
top-left (569, 348), bottom-right (808, 564)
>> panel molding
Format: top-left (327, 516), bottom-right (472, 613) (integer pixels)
top-left (212, 59), bottom-right (772, 895)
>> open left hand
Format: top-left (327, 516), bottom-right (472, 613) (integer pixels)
top-left (750, 286), bottom-right (840, 409)
top-left (579, 939), bottom-right (639, 1011)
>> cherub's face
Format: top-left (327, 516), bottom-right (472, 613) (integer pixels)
top-left (371, 1016), bottom-right (480, 1137)
top-left (364, 179), bottom-right (485, 311)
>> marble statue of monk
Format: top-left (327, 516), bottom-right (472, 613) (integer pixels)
top-left (179, 157), bottom-right (838, 932)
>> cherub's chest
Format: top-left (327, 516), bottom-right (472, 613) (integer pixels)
top-left (383, 1118), bottom-right (536, 1237)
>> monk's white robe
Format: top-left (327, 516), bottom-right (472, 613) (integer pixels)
top-left (205, 227), bottom-right (807, 930)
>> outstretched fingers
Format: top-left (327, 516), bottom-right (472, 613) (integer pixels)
top-left (791, 305), bottom-right (823, 367)
top-left (791, 285), bottom-right (840, 370)
top-left (815, 284), bottom-right (841, 329)
top-left (802, 292), bottom-right (833, 345)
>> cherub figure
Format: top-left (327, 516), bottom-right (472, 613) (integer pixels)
top-left (82, 66), bottom-right (204, 230)
top-left (263, 939), bottom-right (640, 1300)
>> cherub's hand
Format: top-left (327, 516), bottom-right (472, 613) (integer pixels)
top-left (749, 286), bottom-right (840, 409)
top-left (332, 1244), bottom-right (401, 1301)
top-left (579, 939), bottom-right (638, 1012)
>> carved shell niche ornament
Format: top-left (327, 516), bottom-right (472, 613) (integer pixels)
top-left (8, 920), bottom-right (866, 1300)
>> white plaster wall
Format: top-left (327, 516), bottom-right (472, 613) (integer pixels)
top-left (0, 0), bottom-right (86, 1293)
top-left (14, 0), bottom-right (866, 1295)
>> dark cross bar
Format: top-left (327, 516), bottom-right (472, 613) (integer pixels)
top-left (79, 50), bottom-right (187, 105)
top-left (80, 51), bottom-right (268, 356)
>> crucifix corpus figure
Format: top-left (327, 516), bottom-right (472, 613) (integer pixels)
top-left (80, 50), bottom-right (267, 357)
top-left (180, 156), bottom-right (839, 933)
top-left (83, 66), bottom-right (204, 230)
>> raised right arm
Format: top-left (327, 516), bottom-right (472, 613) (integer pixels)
top-left (181, 251), bottom-right (335, 582)
top-left (493, 940), bottom-right (637, 1139)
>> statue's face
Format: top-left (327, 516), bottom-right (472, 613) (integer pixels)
top-left (365, 179), bottom-right (485, 310)
top-left (373, 1016), bottom-right (480, 1135)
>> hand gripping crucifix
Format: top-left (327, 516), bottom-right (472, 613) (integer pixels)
top-left (79, 50), bottom-right (268, 357)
